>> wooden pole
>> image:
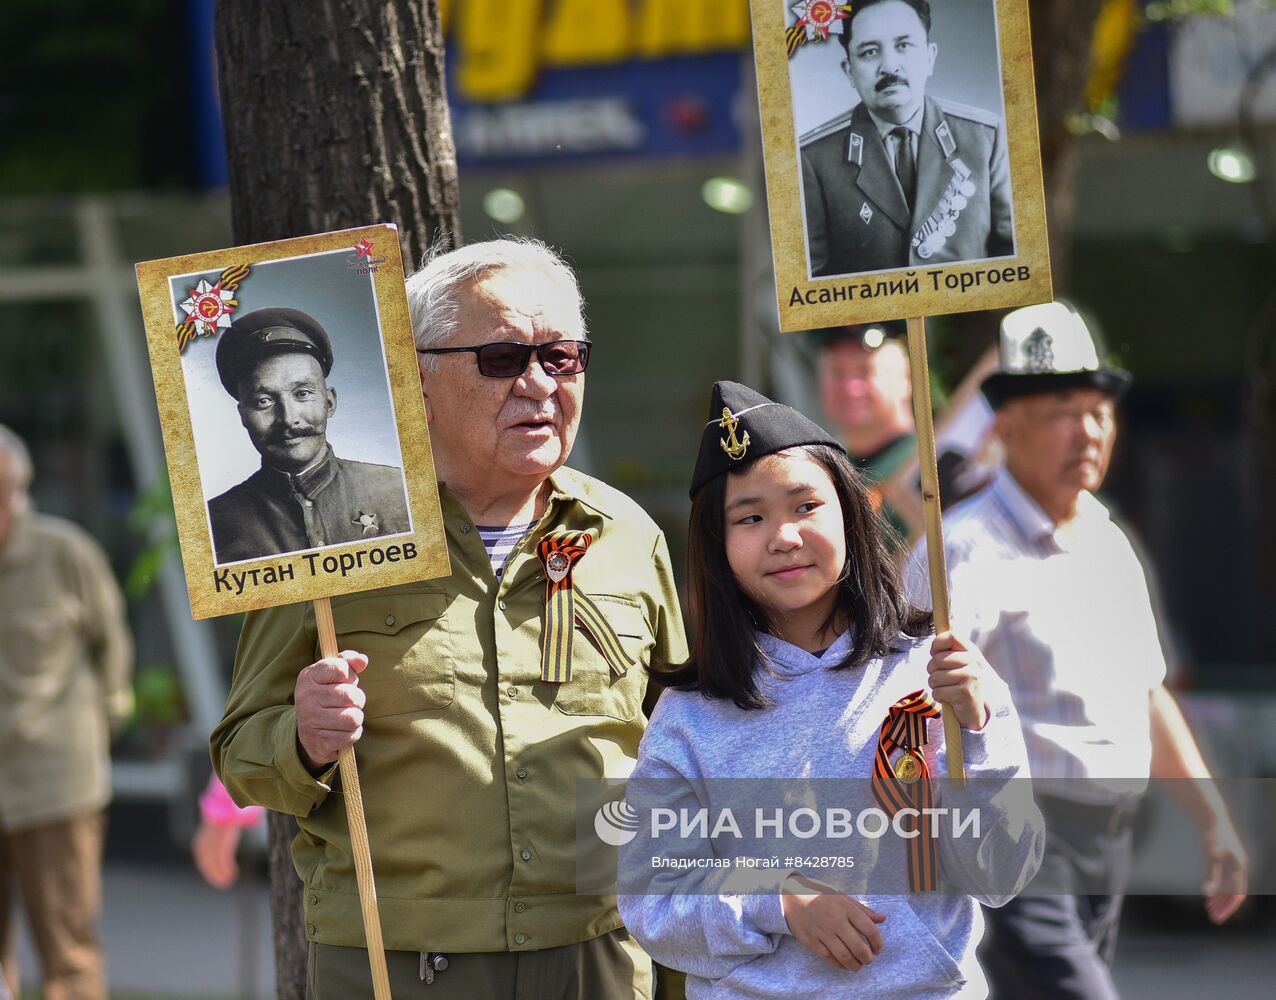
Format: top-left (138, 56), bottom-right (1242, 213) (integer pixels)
top-left (312, 596), bottom-right (393, 998)
top-left (905, 317), bottom-right (966, 787)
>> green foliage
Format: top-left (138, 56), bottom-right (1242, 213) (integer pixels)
top-left (124, 471), bottom-right (177, 603)
top-left (1145, 0), bottom-right (1276, 22)
top-left (131, 662), bottom-right (185, 726)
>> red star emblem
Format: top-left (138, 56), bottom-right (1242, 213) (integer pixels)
top-left (355, 238), bottom-right (374, 259)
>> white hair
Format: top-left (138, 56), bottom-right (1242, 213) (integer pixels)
top-left (0, 424), bottom-right (32, 511)
top-left (405, 238), bottom-right (587, 370)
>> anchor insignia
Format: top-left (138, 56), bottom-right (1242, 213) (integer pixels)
top-left (719, 407), bottom-right (750, 461)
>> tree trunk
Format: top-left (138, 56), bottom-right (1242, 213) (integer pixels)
top-left (215, 0), bottom-right (460, 267)
top-left (265, 812), bottom-right (307, 1000)
top-left (945, 0), bottom-right (1107, 374)
top-left (213, 2), bottom-right (460, 995)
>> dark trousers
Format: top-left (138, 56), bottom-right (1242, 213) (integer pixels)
top-left (0, 811), bottom-right (107, 1000)
top-left (980, 794), bottom-right (1137, 1000)
top-left (308, 926), bottom-right (652, 1000)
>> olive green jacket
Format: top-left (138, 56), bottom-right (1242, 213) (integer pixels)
top-left (211, 468), bottom-right (687, 953)
top-left (0, 512), bottom-right (133, 831)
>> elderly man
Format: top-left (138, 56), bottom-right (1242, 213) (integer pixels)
top-left (208, 306), bottom-right (411, 564)
top-left (814, 320), bottom-right (990, 546)
top-left (907, 302), bottom-right (1246, 999)
top-left (0, 425), bottom-right (133, 1000)
top-left (800, 0), bottom-right (1013, 276)
top-left (212, 240), bottom-right (686, 998)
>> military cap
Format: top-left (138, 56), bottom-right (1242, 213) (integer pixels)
top-left (981, 301), bottom-right (1131, 409)
top-left (691, 381), bottom-right (845, 498)
top-left (215, 307), bottom-right (334, 398)
top-left (807, 321), bottom-right (906, 353)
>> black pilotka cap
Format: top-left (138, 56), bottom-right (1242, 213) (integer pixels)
top-left (215, 307), bottom-right (335, 398)
top-left (690, 381), bottom-right (845, 498)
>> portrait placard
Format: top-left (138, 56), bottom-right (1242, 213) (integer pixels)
top-left (752, 0), bottom-right (1052, 329)
top-left (136, 224), bottom-right (449, 619)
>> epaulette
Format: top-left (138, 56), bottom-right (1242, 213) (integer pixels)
top-left (799, 108), bottom-right (856, 147)
top-left (935, 98), bottom-right (1002, 130)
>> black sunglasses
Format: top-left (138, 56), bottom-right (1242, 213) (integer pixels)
top-left (417, 340), bottom-right (591, 378)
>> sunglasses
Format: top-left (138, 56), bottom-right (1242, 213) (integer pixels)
top-left (417, 340), bottom-right (591, 378)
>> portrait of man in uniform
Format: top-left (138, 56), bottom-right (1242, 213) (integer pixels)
top-left (207, 306), bottom-right (411, 564)
top-left (796, 0), bottom-right (1014, 277)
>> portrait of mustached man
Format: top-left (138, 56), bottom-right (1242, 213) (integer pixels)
top-left (800, 0), bottom-right (1014, 277)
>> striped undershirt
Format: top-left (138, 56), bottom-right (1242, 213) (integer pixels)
top-left (476, 522), bottom-right (535, 578)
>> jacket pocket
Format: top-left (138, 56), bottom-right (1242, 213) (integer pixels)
top-left (550, 596), bottom-right (651, 722)
top-left (331, 592), bottom-right (454, 717)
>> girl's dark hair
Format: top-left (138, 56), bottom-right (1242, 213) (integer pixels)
top-left (654, 444), bottom-right (933, 710)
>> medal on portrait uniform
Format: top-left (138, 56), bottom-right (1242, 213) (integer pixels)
top-left (911, 158), bottom-right (976, 262)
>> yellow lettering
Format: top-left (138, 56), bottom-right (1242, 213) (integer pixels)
top-left (543, 0), bottom-right (633, 66)
top-left (457, 0), bottom-right (544, 102)
top-left (635, 0), bottom-right (751, 59)
top-left (438, 0), bottom-right (456, 34)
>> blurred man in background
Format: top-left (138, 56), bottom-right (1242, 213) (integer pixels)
top-left (907, 302), bottom-right (1246, 999)
top-left (0, 424), bottom-right (133, 1000)
top-left (813, 320), bottom-right (991, 547)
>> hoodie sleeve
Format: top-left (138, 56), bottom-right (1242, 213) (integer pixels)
top-left (617, 712), bottom-right (792, 982)
top-left (932, 671), bottom-right (1044, 906)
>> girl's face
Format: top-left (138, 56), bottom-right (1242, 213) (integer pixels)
top-left (723, 449), bottom-right (847, 645)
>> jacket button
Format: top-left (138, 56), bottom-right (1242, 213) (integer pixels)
top-left (520, 849), bottom-right (532, 862)
top-left (515, 767), bottom-right (528, 780)
top-left (306, 924), bottom-right (316, 936)
top-left (309, 894), bottom-right (318, 906)
top-left (514, 932), bottom-right (526, 945)
top-left (384, 615), bottom-right (395, 627)
top-left (460, 522), bottom-right (471, 533)
top-left (498, 600), bottom-right (508, 611)
top-left (514, 901), bottom-right (527, 913)
top-left (507, 686), bottom-right (518, 700)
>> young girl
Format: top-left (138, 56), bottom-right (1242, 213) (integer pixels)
top-left (618, 381), bottom-right (1043, 999)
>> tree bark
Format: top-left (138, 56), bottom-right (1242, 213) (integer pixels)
top-left (215, 0), bottom-right (460, 268)
top-left (945, 0), bottom-right (1107, 374)
top-left (213, 2), bottom-right (460, 995)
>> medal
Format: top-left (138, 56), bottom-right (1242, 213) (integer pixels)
top-left (960, 180), bottom-right (976, 198)
top-left (894, 752), bottom-right (923, 784)
top-left (952, 194), bottom-right (968, 212)
top-left (941, 219), bottom-right (957, 239)
top-left (545, 550), bottom-right (571, 583)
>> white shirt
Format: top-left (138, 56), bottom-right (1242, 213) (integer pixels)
top-left (905, 467), bottom-right (1167, 804)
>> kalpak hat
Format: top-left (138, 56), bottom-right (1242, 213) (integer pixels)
top-left (215, 307), bottom-right (335, 399)
top-left (981, 301), bottom-right (1131, 409)
top-left (690, 381), bottom-right (845, 498)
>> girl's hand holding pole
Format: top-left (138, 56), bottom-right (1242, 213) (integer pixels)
top-left (927, 631), bottom-right (990, 732)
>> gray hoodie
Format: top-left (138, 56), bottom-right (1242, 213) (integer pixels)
top-left (618, 629), bottom-right (1043, 999)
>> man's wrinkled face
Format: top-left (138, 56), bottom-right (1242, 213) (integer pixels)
top-left (996, 388), bottom-right (1117, 511)
top-left (818, 338), bottom-right (911, 438)
top-left (418, 268), bottom-right (584, 485)
top-left (843, 1), bottom-right (937, 124)
top-left (236, 353), bottom-right (337, 474)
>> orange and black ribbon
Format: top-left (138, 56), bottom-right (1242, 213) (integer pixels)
top-left (871, 689), bottom-right (942, 892)
top-left (537, 531), bottom-right (633, 684)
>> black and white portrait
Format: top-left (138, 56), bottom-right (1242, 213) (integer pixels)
top-left (788, 0), bottom-right (1015, 278)
top-left (173, 249), bottom-right (413, 566)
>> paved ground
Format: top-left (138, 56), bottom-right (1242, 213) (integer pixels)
top-left (11, 865), bottom-right (1272, 998)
